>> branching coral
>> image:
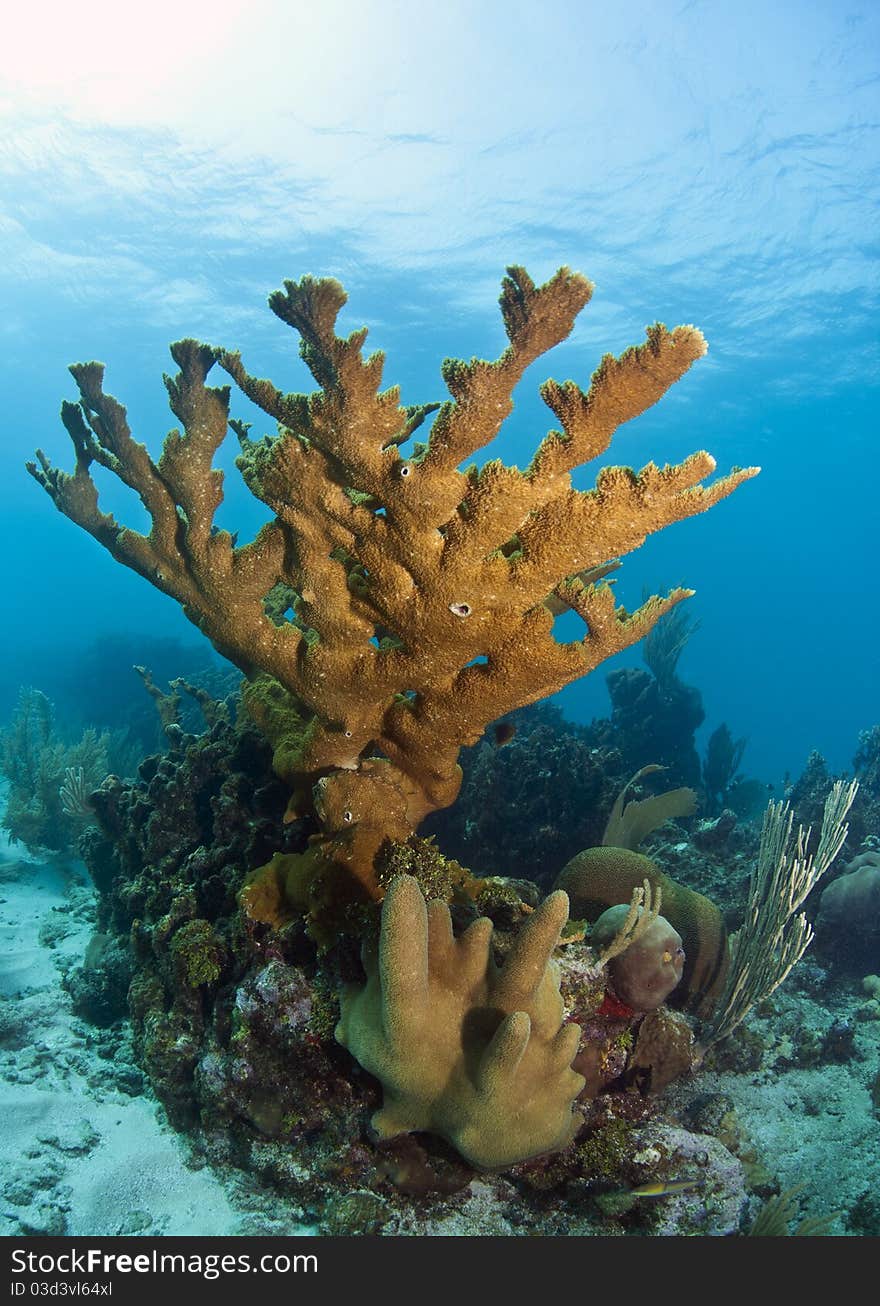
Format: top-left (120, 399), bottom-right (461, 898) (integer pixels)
top-left (642, 600), bottom-right (700, 690)
top-left (335, 874), bottom-right (584, 1168)
top-left (29, 266), bottom-right (757, 913)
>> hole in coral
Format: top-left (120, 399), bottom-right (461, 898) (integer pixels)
top-left (90, 462), bottom-right (152, 534)
top-left (390, 433), bottom-right (414, 459)
top-left (262, 582), bottom-right (301, 626)
top-left (550, 608), bottom-right (583, 643)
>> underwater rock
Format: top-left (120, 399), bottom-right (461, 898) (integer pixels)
top-left (322, 1190), bottom-right (392, 1236)
top-left (631, 1123), bottom-right (746, 1236)
top-left (63, 934), bottom-right (132, 1027)
top-left (816, 850), bottom-right (880, 970)
top-left (820, 1018), bottom-right (858, 1064)
top-left (196, 957), bottom-right (360, 1148)
top-left (692, 809), bottom-right (738, 851)
top-left (602, 666), bottom-right (704, 790)
top-left (625, 1007), bottom-right (695, 1094)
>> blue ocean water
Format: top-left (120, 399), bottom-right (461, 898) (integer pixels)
top-left (0, 0), bottom-right (878, 1243)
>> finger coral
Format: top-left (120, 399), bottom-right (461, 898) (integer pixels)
top-left (335, 874), bottom-right (584, 1169)
top-left (28, 266), bottom-right (757, 919)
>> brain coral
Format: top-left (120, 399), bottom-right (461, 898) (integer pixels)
top-left (817, 851), bottom-right (880, 965)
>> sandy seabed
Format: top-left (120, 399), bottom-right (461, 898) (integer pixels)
top-left (0, 834), bottom-right (314, 1237)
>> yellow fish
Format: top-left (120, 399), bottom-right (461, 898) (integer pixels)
top-left (625, 1178), bottom-right (705, 1199)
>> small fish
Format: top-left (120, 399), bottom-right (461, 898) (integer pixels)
top-left (493, 722), bottom-right (517, 748)
top-left (625, 1177), bottom-right (705, 1199)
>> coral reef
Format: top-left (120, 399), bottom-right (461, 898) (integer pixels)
top-left (56, 669), bottom-right (870, 1234)
top-left (196, 957), bottom-right (364, 1157)
top-left (641, 601), bottom-right (700, 692)
top-left (30, 264), bottom-right (829, 1227)
top-left (555, 846), bottom-right (729, 1016)
top-left (702, 723), bottom-right (747, 813)
top-left (70, 699), bottom-right (721, 1203)
top-left (698, 781), bottom-right (857, 1050)
top-left (599, 666), bottom-right (705, 789)
top-left (429, 719), bottom-right (701, 893)
top-left (78, 708), bottom-right (300, 1123)
top-left (8, 829), bottom-right (790, 1239)
top-left (63, 933), bottom-right (132, 1027)
top-left (600, 764), bottom-right (697, 849)
top-left (560, 780), bottom-right (858, 1057)
top-left (786, 747), bottom-right (868, 853)
top-left (30, 266), bottom-right (756, 925)
top-left (424, 703), bottom-right (623, 884)
top-left (587, 604), bottom-right (708, 793)
top-left (51, 633), bottom-right (225, 754)
top-left (853, 726), bottom-right (880, 837)
top-left (1, 688), bottom-right (112, 857)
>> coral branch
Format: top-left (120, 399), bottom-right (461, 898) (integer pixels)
top-left (30, 266), bottom-right (757, 914)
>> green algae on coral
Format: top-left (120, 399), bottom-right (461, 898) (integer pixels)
top-left (170, 919), bottom-right (225, 988)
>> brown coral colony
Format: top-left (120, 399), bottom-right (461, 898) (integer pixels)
top-left (28, 266), bottom-right (758, 919)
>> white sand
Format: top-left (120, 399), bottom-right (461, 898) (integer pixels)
top-left (0, 836), bottom-right (312, 1237)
